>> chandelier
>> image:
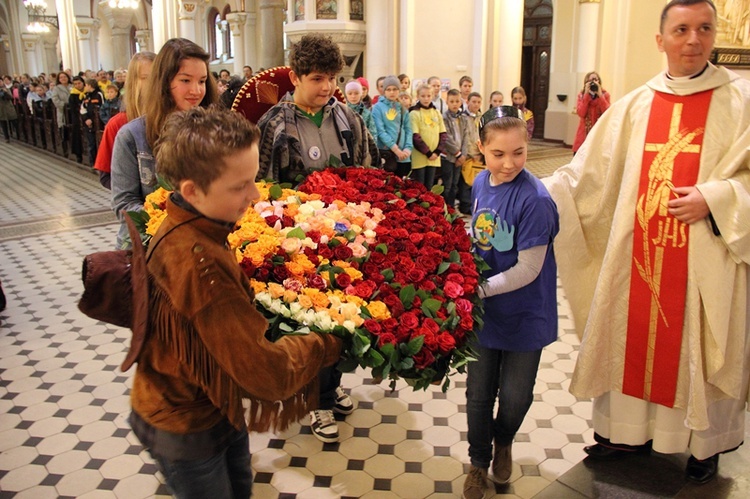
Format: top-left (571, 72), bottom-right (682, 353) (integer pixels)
top-left (108, 0), bottom-right (139, 9)
top-left (23, 0), bottom-right (57, 33)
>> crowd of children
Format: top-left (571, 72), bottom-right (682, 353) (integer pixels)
top-left (343, 72), bottom-right (535, 215)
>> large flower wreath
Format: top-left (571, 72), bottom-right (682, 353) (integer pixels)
top-left (135, 167), bottom-right (487, 391)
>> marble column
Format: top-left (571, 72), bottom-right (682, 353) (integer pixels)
top-left (576, 0), bottom-right (601, 73)
top-left (365, 0), bottom-right (397, 80)
top-left (0, 36), bottom-right (13, 75)
top-left (21, 34), bottom-right (40, 76)
top-left (98, 1), bottom-right (138, 69)
top-left (55, 0), bottom-right (81, 72)
top-left (178, 1), bottom-right (199, 43)
top-left (135, 30), bottom-right (152, 53)
top-left (152, 0), bottom-right (180, 51)
top-left (244, 10), bottom-right (258, 70)
top-left (42, 33), bottom-right (60, 73)
top-left (226, 12), bottom-right (247, 74)
top-left (488, 0), bottom-right (523, 96)
top-left (258, 0), bottom-right (285, 69)
top-left (76, 18), bottom-right (100, 71)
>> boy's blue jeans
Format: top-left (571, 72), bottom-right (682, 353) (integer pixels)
top-left (466, 344), bottom-right (542, 469)
top-left (154, 429), bottom-right (252, 498)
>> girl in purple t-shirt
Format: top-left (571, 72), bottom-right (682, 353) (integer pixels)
top-left (462, 106), bottom-right (559, 499)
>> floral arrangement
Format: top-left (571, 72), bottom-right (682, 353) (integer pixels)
top-left (136, 167), bottom-right (486, 391)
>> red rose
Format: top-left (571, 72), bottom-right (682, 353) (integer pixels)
top-left (353, 281), bottom-right (377, 299)
top-left (394, 327), bottom-right (411, 343)
top-left (264, 215), bottom-right (281, 227)
top-left (445, 273), bottom-right (465, 285)
top-left (382, 293), bottom-right (401, 308)
top-left (334, 245), bottom-right (353, 260)
top-left (422, 318), bottom-right (440, 334)
top-left (408, 233), bottom-right (424, 245)
top-left (335, 273), bottom-right (352, 288)
top-left (368, 251), bottom-right (386, 265)
top-left (444, 281), bottom-right (464, 299)
top-left (381, 318), bottom-right (399, 332)
top-left (418, 329), bottom-right (438, 352)
top-left (412, 349), bottom-right (435, 370)
top-left (255, 267), bottom-right (270, 281)
top-left (363, 319), bottom-right (382, 335)
top-left (307, 274), bottom-right (327, 290)
top-left (418, 280), bottom-right (437, 292)
top-left (239, 259), bottom-right (256, 276)
top-left (399, 311), bottom-right (420, 330)
top-left (272, 265), bottom-right (291, 282)
top-left (361, 262), bottom-right (381, 278)
top-left (454, 298), bottom-right (473, 315)
top-left (459, 315), bottom-right (474, 331)
top-left (318, 246), bottom-right (334, 260)
top-left (407, 268), bottom-right (426, 283)
top-left (437, 332), bottom-right (456, 355)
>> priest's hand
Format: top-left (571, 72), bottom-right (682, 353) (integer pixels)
top-left (668, 186), bottom-right (710, 225)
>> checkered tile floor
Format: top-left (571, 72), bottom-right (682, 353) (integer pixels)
top-left (5, 139), bottom-right (745, 498)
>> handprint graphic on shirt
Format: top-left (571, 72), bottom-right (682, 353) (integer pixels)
top-left (473, 212), bottom-right (515, 252)
top-left (487, 219), bottom-right (515, 252)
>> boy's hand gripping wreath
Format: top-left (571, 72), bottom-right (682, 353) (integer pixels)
top-left (134, 167), bottom-right (487, 391)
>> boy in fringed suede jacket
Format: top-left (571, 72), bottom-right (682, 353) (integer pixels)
top-left (128, 106), bottom-right (341, 498)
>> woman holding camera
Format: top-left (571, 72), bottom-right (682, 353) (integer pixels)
top-left (572, 71), bottom-right (610, 154)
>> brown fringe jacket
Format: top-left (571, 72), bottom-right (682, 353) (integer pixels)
top-left (131, 197), bottom-right (340, 435)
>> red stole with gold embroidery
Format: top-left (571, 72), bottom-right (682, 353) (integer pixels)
top-left (622, 89), bottom-right (713, 407)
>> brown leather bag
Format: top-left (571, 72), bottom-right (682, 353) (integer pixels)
top-left (78, 215), bottom-right (148, 371)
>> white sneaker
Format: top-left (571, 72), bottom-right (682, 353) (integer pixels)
top-left (309, 409), bottom-right (339, 443)
top-left (332, 386), bottom-right (355, 415)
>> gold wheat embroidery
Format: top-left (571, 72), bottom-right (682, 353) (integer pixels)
top-left (634, 125), bottom-right (703, 327)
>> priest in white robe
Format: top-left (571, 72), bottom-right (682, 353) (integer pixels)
top-left (543, 0), bottom-right (750, 484)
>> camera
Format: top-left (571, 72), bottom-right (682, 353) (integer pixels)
top-left (589, 82), bottom-right (599, 93)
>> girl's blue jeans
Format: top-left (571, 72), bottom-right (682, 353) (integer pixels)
top-left (466, 344), bottom-right (542, 469)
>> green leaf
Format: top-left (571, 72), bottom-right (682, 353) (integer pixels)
top-left (375, 243), bottom-right (388, 254)
top-left (328, 238), bottom-right (342, 247)
top-left (399, 284), bottom-right (416, 307)
top-left (343, 230), bottom-right (357, 241)
top-left (286, 227), bottom-right (306, 239)
top-left (337, 357), bottom-right (359, 373)
top-left (269, 183), bottom-right (283, 200)
top-left (406, 335), bottom-right (425, 355)
top-left (380, 268), bottom-right (394, 281)
top-left (446, 301), bottom-right (456, 315)
top-left (367, 349), bottom-right (385, 367)
top-left (415, 289), bottom-right (430, 301)
top-left (431, 184), bottom-right (445, 195)
top-left (360, 306), bottom-right (372, 319)
top-left (380, 343), bottom-right (395, 356)
top-left (441, 377), bottom-right (451, 392)
top-left (328, 154), bottom-right (342, 167)
top-left (352, 330), bottom-right (370, 356)
top-left (437, 262), bottom-right (451, 275)
top-left (421, 298), bottom-right (441, 317)
top-left (157, 176), bottom-right (174, 191)
top-left (449, 250), bottom-right (460, 263)
top-left (420, 201), bottom-right (430, 209)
